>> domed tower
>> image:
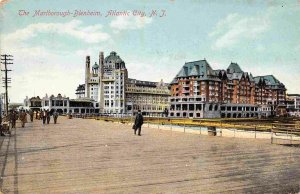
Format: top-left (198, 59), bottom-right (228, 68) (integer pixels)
top-left (92, 62), bottom-right (99, 75)
top-left (99, 51), bottom-right (128, 114)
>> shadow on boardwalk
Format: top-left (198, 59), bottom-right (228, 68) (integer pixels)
top-left (0, 117), bottom-right (300, 193)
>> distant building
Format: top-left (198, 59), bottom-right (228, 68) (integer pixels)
top-left (169, 60), bottom-right (286, 118)
top-left (24, 96), bottom-right (42, 111)
top-left (24, 94), bottom-right (96, 114)
top-left (41, 94), bottom-right (69, 114)
top-left (126, 78), bottom-right (169, 116)
top-left (76, 51), bottom-right (170, 116)
top-left (286, 94), bottom-right (300, 117)
top-left (254, 75), bottom-right (287, 117)
top-left (75, 84), bottom-right (85, 99)
top-left (68, 98), bottom-right (96, 114)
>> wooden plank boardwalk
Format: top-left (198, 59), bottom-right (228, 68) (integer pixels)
top-left (0, 117), bottom-right (299, 193)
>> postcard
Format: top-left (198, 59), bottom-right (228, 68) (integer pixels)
top-left (0, 0), bottom-right (299, 193)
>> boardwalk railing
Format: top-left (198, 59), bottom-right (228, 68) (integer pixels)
top-left (271, 126), bottom-right (300, 145)
top-left (70, 115), bottom-right (300, 144)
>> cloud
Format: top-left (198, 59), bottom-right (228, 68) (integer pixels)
top-left (0, 19), bottom-right (114, 102)
top-left (5, 46), bottom-right (85, 102)
top-left (249, 62), bottom-right (300, 94)
top-left (125, 54), bottom-right (182, 83)
top-left (209, 12), bottom-right (270, 50)
top-left (256, 44), bottom-right (266, 52)
top-left (110, 16), bottom-right (152, 32)
top-left (296, 44), bottom-right (300, 52)
top-left (0, 29), bottom-right (89, 102)
top-left (11, 62), bottom-right (84, 102)
top-left (3, 19), bottom-right (110, 44)
top-left (75, 47), bottom-right (99, 58)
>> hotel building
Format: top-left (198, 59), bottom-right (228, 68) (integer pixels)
top-left (286, 94), bottom-right (300, 117)
top-left (75, 51), bottom-right (170, 116)
top-left (169, 60), bottom-right (286, 118)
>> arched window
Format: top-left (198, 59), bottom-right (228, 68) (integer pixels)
top-left (214, 105), bottom-right (218, 111)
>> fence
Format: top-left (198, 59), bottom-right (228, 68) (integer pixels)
top-left (271, 126), bottom-right (300, 145)
top-left (72, 115), bottom-right (300, 145)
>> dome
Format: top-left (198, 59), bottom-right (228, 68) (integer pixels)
top-left (92, 62), bottom-right (99, 69)
top-left (104, 51), bottom-right (123, 63)
top-left (116, 58), bottom-right (122, 63)
top-left (110, 51), bottom-right (117, 56)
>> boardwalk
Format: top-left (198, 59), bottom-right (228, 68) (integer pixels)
top-left (0, 117), bottom-right (300, 193)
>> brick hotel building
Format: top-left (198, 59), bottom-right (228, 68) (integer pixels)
top-left (169, 60), bottom-right (286, 118)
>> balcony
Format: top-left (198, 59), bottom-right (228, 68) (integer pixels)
top-left (102, 77), bottom-right (115, 81)
top-left (182, 90), bottom-right (190, 93)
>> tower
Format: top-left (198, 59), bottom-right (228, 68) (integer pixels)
top-left (85, 56), bottom-right (90, 98)
top-left (98, 51), bottom-right (104, 112)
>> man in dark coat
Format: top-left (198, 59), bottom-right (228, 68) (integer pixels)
top-left (46, 110), bottom-right (51, 124)
top-left (53, 110), bottom-right (58, 124)
top-left (19, 110), bottom-right (27, 128)
top-left (10, 110), bottom-right (17, 128)
top-left (29, 110), bottom-right (34, 122)
top-left (134, 110), bottom-right (144, 136)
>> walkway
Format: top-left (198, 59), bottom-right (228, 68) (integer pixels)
top-left (0, 117), bottom-right (299, 193)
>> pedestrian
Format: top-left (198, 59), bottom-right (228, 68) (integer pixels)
top-left (41, 110), bottom-right (46, 124)
top-left (29, 109), bottom-right (34, 122)
top-left (133, 110), bottom-right (144, 136)
top-left (37, 111), bottom-right (41, 120)
top-left (10, 110), bottom-right (17, 128)
top-left (46, 110), bottom-right (51, 124)
top-left (53, 110), bottom-right (58, 124)
top-left (19, 110), bottom-right (27, 128)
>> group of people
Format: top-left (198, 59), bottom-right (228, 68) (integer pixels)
top-left (0, 109), bottom-right (59, 136)
top-left (35, 110), bottom-right (59, 124)
top-left (0, 109), bottom-right (29, 136)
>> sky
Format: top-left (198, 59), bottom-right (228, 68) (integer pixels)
top-left (0, 0), bottom-right (299, 103)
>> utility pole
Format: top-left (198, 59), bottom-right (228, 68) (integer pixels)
top-left (1, 54), bottom-right (13, 115)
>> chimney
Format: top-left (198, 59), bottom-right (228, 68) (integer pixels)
top-left (99, 52), bottom-right (104, 66)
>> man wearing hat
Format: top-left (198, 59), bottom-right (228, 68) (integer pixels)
top-left (133, 110), bottom-right (144, 136)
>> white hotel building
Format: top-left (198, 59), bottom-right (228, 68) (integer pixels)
top-left (76, 51), bottom-right (170, 115)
